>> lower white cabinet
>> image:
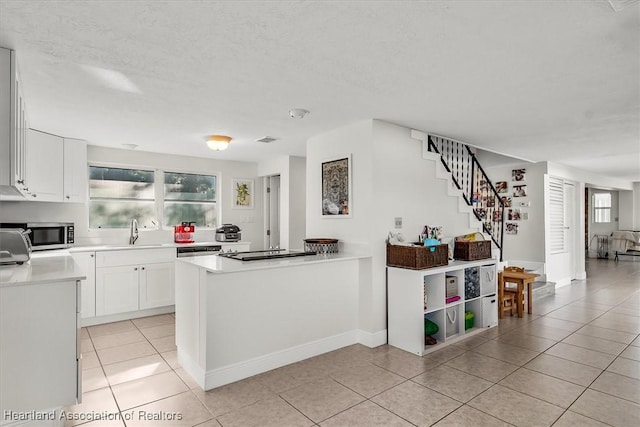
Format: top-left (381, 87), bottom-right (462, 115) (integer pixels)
top-left (93, 247), bottom-right (176, 317)
top-left (96, 261), bottom-right (174, 316)
top-left (96, 265), bottom-right (140, 316)
top-left (388, 259), bottom-right (497, 356)
top-left (0, 280), bottom-right (79, 414)
top-left (139, 262), bottom-right (175, 309)
top-left (70, 251), bottom-right (96, 318)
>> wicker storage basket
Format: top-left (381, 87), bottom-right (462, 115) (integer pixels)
top-left (304, 238), bottom-right (339, 254)
top-left (386, 243), bottom-right (448, 270)
top-left (454, 240), bottom-right (491, 261)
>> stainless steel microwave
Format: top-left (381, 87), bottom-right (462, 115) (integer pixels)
top-left (0, 222), bottom-right (74, 251)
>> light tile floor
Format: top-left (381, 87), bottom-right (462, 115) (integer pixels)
top-left (67, 259), bottom-right (640, 426)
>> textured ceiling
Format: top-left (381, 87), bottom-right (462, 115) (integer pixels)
top-left (0, 0), bottom-right (638, 182)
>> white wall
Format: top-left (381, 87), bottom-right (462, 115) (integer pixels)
top-left (619, 182), bottom-right (640, 230)
top-left (288, 156), bottom-right (306, 251)
top-left (546, 162), bottom-right (634, 191)
top-left (619, 190), bottom-right (635, 230)
top-left (0, 146), bottom-right (263, 247)
top-left (257, 155), bottom-right (307, 251)
top-left (635, 182), bottom-right (640, 229)
top-left (307, 120), bottom-right (478, 336)
top-left (483, 161), bottom-right (547, 265)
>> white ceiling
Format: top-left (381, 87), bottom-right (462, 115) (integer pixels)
top-left (1, 0), bottom-right (638, 182)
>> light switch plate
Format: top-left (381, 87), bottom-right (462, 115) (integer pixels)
top-left (394, 217), bottom-right (402, 229)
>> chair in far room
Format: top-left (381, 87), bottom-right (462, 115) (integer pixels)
top-left (498, 271), bottom-right (517, 318)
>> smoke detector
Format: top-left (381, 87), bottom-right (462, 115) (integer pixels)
top-left (289, 108), bottom-right (309, 119)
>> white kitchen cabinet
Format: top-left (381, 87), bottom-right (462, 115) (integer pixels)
top-left (1, 279), bottom-right (79, 414)
top-left (63, 137), bottom-right (87, 202)
top-left (387, 259), bottom-right (497, 356)
top-left (96, 265), bottom-right (140, 316)
top-left (0, 47), bottom-right (30, 198)
top-left (71, 251), bottom-right (96, 318)
top-left (25, 129), bottom-right (64, 202)
top-left (94, 247), bottom-right (175, 316)
top-left (139, 262), bottom-right (175, 309)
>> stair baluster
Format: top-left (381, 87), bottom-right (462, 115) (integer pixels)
top-left (427, 135), bottom-right (505, 261)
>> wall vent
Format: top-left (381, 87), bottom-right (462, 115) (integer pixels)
top-left (256, 136), bottom-right (279, 143)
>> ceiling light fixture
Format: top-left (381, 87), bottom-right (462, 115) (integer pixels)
top-left (206, 135), bottom-right (232, 151)
top-left (289, 108), bottom-right (309, 119)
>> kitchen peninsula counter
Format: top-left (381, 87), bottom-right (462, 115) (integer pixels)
top-left (174, 252), bottom-right (371, 390)
top-left (177, 251), bottom-right (367, 273)
top-left (0, 252), bottom-right (85, 287)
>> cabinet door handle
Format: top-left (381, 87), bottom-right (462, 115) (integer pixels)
top-left (134, 267), bottom-right (138, 271)
top-left (90, 254), bottom-right (94, 258)
top-left (66, 195), bottom-right (70, 199)
top-left (31, 194), bottom-right (37, 198)
top-left (141, 267), bottom-right (145, 270)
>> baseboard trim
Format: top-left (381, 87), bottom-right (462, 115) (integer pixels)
top-left (202, 330), bottom-right (359, 390)
top-left (176, 349), bottom-right (206, 389)
top-left (357, 329), bottom-right (387, 348)
top-left (575, 271), bottom-right (587, 280)
top-left (555, 277), bottom-right (572, 288)
top-left (80, 306), bottom-right (174, 327)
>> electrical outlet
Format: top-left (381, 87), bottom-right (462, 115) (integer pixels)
top-left (518, 201), bottom-right (530, 207)
top-left (394, 217), bottom-right (402, 229)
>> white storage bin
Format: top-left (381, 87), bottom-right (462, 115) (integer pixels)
top-left (482, 295), bottom-right (498, 328)
top-left (480, 265), bottom-right (496, 296)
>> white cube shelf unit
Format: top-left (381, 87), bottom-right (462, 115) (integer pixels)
top-left (388, 259), bottom-right (497, 356)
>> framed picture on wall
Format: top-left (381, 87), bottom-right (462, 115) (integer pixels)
top-left (513, 185), bottom-right (527, 197)
top-left (512, 169), bottom-right (526, 181)
top-left (496, 181), bottom-right (508, 193)
top-left (321, 155), bottom-right (352, 217)
top-left (506, 222), bottom-right (518, 235)
top-left (232, 178), bottom-right (254, 209)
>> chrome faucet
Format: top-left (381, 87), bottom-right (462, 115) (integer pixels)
top-left (129, 219), bottom-right (139, 245)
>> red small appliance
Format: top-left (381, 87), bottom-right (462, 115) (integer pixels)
top-left (174, 222), bottom-right (195, 243)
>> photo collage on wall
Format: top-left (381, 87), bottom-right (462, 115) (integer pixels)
top-left (494, 168), bottom-right (529, 235)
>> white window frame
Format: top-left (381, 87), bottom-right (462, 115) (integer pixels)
top-left (88, 162), bottom-right (221, 230)
top-left (592, 192), bottom-right (612, 223)
top-left (162, 169), bottom-right (220, 229)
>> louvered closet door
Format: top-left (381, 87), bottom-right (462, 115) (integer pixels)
top-left (548, 177), bottom-right (566, 254)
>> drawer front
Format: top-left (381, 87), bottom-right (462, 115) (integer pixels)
top-left (96, 248), bottom-right (175, 267)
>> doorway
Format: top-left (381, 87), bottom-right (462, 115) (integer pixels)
top-left (265, 175), bottom-right (281, 249)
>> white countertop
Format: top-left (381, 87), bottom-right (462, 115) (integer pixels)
top-left (177, 252), bottom-right (370, 274)
top-left (69, 241), bottom-right (249, 253)
top-left (0, 252), bottom-right (85, 287)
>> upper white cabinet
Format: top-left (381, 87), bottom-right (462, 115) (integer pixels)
top-left (63, 138), bottom-right (88, 202)
top-left (26, 129), bottom-right (64, 202)
top-left (24, 129), bottom-right (87, 203)
top-left (0, 47), bottom-right (29, 198)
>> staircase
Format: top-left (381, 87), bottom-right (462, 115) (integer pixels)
top-left (411, 132), bottom-right (505, 261)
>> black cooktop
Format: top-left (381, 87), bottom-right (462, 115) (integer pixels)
top-left (218, 249), bottom-right (316, 261)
